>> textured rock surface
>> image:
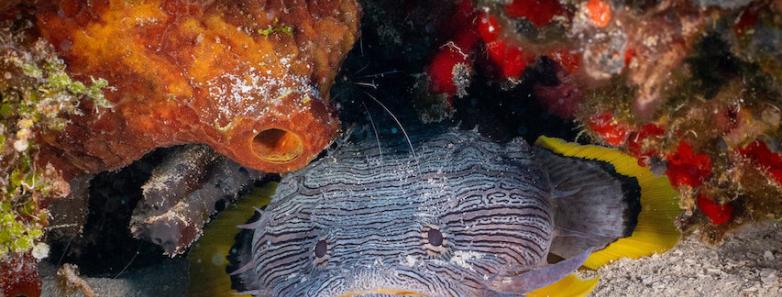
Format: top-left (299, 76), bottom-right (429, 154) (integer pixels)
top-left (130, 145), bottom-right (266, 256)
top-left (34, 0), bottom-right (360, 177)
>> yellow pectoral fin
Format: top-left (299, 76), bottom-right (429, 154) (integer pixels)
top-left (186, 182), bottom-right (277, 297)
top-left (527, 274), bottom-right (599, 297)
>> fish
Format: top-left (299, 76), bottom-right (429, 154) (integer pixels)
top-left (198, 125), bottom-right (680, 297)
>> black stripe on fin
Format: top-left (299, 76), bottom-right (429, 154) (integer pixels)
top-left (535, 147), bottom-right (641, 259)
top-left (535, 136), bottom-right (680, 269)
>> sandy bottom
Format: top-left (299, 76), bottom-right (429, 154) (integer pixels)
top-left (40, 258), bottom-right (187, 297)
top-left (586, 221), bottom-right (782, 297)
top-left (40, 222), bottom-right (781, 297)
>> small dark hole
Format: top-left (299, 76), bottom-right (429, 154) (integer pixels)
top-left (428, 228), bottom-right (443, 246)
top-left (214, 199), bottom-right (226, 212)
top-left (314, 239), bottom-right (328, 258)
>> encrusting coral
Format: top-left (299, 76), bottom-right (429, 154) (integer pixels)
top-left (34, 0), bottom-right (360, 177)
top-left (413, 0), bottom-right (782, 239)
top-left (0, 11), bottom-right (110, 297)
top-left (569, 1), bottom-right (782, 239)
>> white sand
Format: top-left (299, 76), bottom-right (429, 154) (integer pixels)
top-left (586, 221), bottom-right (782, 297)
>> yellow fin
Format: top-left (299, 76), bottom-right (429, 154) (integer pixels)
top-left (527, 274), bottom-right (599, 297)
top-left (186, 182), bottom-right (278, 297)
top-left (535, 136), bottom-right (681, 269)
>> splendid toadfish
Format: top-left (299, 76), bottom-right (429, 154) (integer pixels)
top-left (190, 125), bottom-right (680, 297)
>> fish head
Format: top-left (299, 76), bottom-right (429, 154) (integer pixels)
top-left (246, 180), bottom-right (554, 297)
top-left (238, 131), bottom-right (555, 297)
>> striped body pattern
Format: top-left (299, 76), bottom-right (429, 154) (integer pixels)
top-left (244, 128), bottom-right (555, 296)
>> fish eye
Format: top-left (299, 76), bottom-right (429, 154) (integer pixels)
top-left (315, 239), bottom-right (328, 258)
top-left (427, 228), bottom-right (444, 247)
top-left (423, 225), bottom-right (447, 255)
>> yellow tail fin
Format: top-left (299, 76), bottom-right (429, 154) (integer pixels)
top-left (535, 136), bottom-right (681, 269)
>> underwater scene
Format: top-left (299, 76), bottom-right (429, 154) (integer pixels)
top-left (1, 0), bottom-right (781, 296)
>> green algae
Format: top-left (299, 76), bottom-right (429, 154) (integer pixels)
top-left (258, 24), bottom-right (294, 37)
top-left (0, 24), bottom-right (110, 258)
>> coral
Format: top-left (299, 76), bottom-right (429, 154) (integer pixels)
top-left (584, 0), bottom-right (611, 28)
top-left (416, 0), bottom-right (557, 121)
top-left (729, 2), bottom-right (782, 93)
top-left (130, 145), bottom-right (265, 256)
top-left (696, 193), bottom-right (734, 225)
top-left (572, 1), bottom-right (710, 120)
top-left (417, 0), bottom-right (479, 122)
top-left (626, 123), bottom-right (665, 166)
top-left (585, 112), bottom-right (630, 147)
top-left (569, 2), bottom-right (782, 236)
top-left (0, 12), bottom-right (110, 263)
top-left (504, 0), bottom-right (566, 27)
top-left (485, 37), bottom-right (532, 81)
top-left (0, 13), bottom-right (113, 296)
top-left (739, 140), bottom-right (782, 186)
top-left (432, 0), bottom-right (708, 121)
top-left (665, 141), bottom-right (713, 189)
top-left (407, 0), bottom-right (782, 236)
top-left (0, 252), bottom-right (40, 297)
top-left (427, 37), bottom-right (475, 98)
top-left (34, 0), bottom-right (360, 177)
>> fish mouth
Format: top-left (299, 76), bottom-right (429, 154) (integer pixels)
top-left (337, 288), bottom-right (429, 297)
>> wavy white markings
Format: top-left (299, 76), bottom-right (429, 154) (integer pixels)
top-left (243, 127), bottom-right (555, 297)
